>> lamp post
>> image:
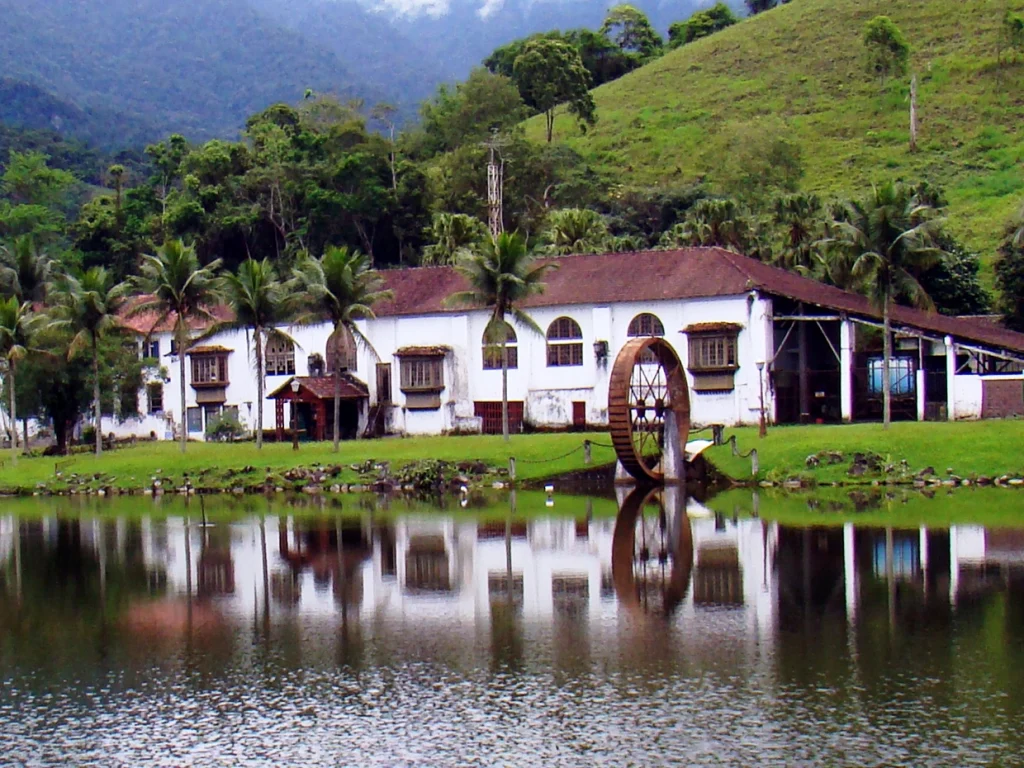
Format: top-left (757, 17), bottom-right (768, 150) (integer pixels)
top-left (756, 361), bottom-right (767, 439)
top-left (290, 378), bottom-right (300, 451)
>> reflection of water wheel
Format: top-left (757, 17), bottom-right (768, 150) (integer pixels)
top-left (608, 337), bottom-right (690, 483)
top-left (611, 486), bottom-right (694, 617)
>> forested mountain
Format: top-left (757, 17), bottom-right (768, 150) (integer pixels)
top-left (0, 0), bottom-right (383, 145)
top-left (0, 0), bottom-right (730, 146)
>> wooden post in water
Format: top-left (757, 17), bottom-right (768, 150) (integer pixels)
top-left (508, 457), bottom-right (516, 481)
top-left (583, 440), bottom-right (592, 465)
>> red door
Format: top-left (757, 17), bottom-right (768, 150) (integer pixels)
top-left (572, 401), bottom-right (586, 430)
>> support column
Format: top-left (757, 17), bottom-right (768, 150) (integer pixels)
top-left (945, 335), bottom-right (956, 421)
top-left (840, 317), bottom-right (854, 422)
top-left (797, 305), bottom-right (810, 423)
top-left (916, 369), bottom-right (926, 421)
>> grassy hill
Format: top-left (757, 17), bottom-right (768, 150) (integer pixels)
top-left (526, 0), bottom-right (1024, 270)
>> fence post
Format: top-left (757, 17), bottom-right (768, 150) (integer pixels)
top-left (583, 440), bottom-right (592, 465)
top-left (750, 449), bottom-right (759, 477)
top-left (508, 457), bottom-right (516, 481)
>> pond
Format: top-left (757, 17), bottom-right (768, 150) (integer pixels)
top-left (1, 489), bottom-right (1023, 766)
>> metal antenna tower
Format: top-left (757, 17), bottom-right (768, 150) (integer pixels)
top-left (483, 131), bottom-right (510, 240)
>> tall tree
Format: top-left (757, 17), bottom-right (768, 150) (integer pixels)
top-left (0, 235), bottom-right (53, 302)
top-left (128, 240), bottom-right (225, 453)
top-left (863, 16), bottom-right (910, 86)
top-left (543, 208), bottom-right (611, 255)
top-left (512, 39), bottom-right (597, 143)
top-left (447, 233), bottom-right (556, 441)
top-left (289, 246), bottom-right (392, 452)
top-left (669, 3), bottom-right (738, 49)
top-left (601, 5), bottom-right (663, 60)
top-left (222, 259), bottom-right (290, 449)
top-left (0, 297), bottom-right (33, 463)
top-left (49, 267), bottom-right (131, 456)
top-left (995, 208), bottom-right (1024, 331)
top-left (825, 182), bottom-right (944, 428)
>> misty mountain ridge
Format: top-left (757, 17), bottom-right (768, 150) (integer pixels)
top-left (0, 0), bottom-right (737, 147)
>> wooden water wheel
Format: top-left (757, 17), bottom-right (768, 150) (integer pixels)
top-left (608, 337), bottom-right (691, 484)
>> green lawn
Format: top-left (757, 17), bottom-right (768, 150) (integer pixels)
top-left (0, 433), bottom-right (619, 493)
top-left (2, 421), bottom-right (1022, 495)
top-left (525, 0), bottom-right (1024, 274)
top-left (707, 420), bottom-right (1024, 483)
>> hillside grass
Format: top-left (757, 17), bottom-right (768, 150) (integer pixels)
top-left (526, 0), bottom-right (1024, 274)
top-left (0, 433), bottom-right (619, 492)
top-left (707, 420), bottom-right (1024, 482)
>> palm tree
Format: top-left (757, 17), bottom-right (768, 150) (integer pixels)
top-left (825, 182), bottom-right (944, 428)
top-left (772, 193), bottom-right (824, 270)
top-left (129, 240), bottom-right (225, 453)
top-left (223, 259), bottom-right (291, 449)
top-left (543, 208), bottom-right (610, 255)
top-left (421, 213), bottom-right (488, 266)
top-left (49, 267), bottom-right (131, 456)
top-left (659, 198), bottom-right (752, 253)
top-left (0, 235), bottom-right (53, 302)
top-left (0, 298), bottom-right (34, 464)
top-left (447, 232), bottom-right (556, 441)
top-left (289, 245), bottom-right (392, 452)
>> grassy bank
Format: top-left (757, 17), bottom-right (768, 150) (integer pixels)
top-left (0, 433), bottom-right (619, 494)
top-left (707, 421), bottom-right (1024, 484)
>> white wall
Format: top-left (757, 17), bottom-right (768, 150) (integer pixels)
top-left (952, 374), bottom-right (983, 420)
top-left (114, 292), bottom-right (775, 441)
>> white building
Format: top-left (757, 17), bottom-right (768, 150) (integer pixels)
top-left (110, 247), bottom-right (1024, 441)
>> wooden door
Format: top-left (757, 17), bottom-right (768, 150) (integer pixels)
top-left (376, 363), bottom-right (392, 405)
top-left (572, 401), bottom-right (586, 429)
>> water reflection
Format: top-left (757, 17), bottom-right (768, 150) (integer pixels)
top-left (1, 494), bottom-right (1024, 765)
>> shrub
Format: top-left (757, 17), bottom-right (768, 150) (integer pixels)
top-left (668, 3), bottom-right (738, 49)
top-left (205, 411), bottom-right (247, 442)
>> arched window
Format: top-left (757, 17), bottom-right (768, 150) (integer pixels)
top-left (547, 317), bottom-right (584, 367)
top-left (483, 324), bottom-right (518, 370)
top-left (628, 313), bottom-right (665, 337)
top-left (265, 336), bottom-right (295, 376)
top-left (326, 326), bottom-right (357, 373)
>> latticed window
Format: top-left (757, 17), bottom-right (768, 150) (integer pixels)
top-left (326, 327), bottom-right (358, 372)
top-left (627, 313), bottom-right (665, 337)
top-left (400, 356), bottom-right (445, 391)
top-left (546, 317), bottom-right (584, 367)
top-left (147, 382), bottom-right (164, 414)
top-left (482, 325), bottom-right (518, 370)
top-left (265, 337), bottom-right (295, 376)
top-left (688, 334), bottom-right (738, 371)
top-left (191, 354), bottom-right (228, 385)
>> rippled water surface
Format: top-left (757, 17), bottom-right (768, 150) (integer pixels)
top-left (1, 490), bottom-right (1023, 766)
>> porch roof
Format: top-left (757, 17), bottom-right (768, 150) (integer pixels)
top-left (268, 374), bottom-right (369, 401)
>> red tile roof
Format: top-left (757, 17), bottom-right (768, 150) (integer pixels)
top-left (375, 248), bottom-right (1024, 355)
top-left (118, 296), bottom-right (235, 335)
top-left (267, 374), bottom-right (369, 400)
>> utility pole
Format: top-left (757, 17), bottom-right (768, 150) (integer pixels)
top-left (483, 131), bottom-right (509, 241)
